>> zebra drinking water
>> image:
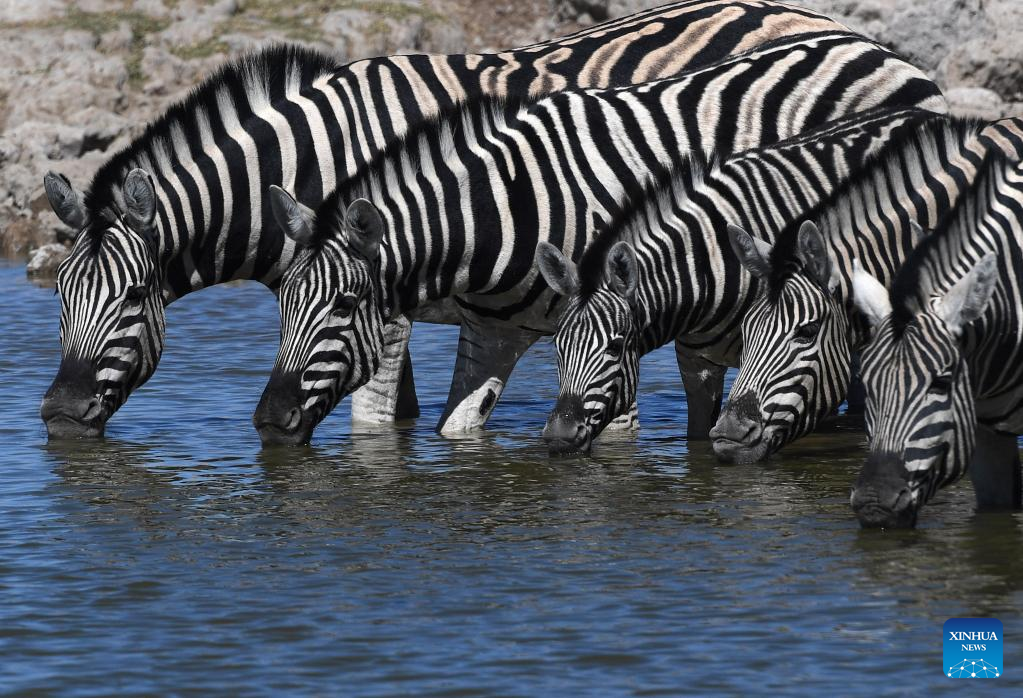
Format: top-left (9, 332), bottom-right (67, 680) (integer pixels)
top-left (847, 149), bottom-right (1023, 528)
top-left (39, 0), bottom-right (864, 439)
top-left (712, 117), bottom-right (1023, 464)
top-left (252, 27), bottom-right (944, 446)
top-left (535, 108), bottom-right (939, 454)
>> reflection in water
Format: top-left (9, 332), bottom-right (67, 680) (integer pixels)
top-left (2, 261), bottom-right (1022, 693)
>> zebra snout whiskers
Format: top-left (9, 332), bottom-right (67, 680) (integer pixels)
top-left (254, 370), bottom-right (315, 447)
top-left (851, 452), bottom-right (917, 528)
top-left (41, 356), bottom-right (109, 439)
top-left (544, 395), bottom-right (592, 454)
top-left (711, 392), bottom-right (763, 442)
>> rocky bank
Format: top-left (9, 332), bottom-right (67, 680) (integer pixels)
top-left (2, 0), bottom-right (1019, 273)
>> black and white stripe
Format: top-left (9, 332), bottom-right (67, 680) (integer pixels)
top-left (536, 108), bottom-right (938, 453)
top-left (848, 149), bottom-right (1023, 528)
top-left (253, 27), bottom-right (945, 446)
top-left (713, 115), bottom-right (1023, 464)
top-left (40, 1), bottom-right (891, 439)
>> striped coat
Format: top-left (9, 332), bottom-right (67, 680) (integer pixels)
top-left (41, 0), bottom-right (898, 439)
top-left (252, 27), bottom-right (944, 445)
top-left (712, 116), bottom-right (1023, 464)
top-left (847, 148), bottom-right (1023, 527)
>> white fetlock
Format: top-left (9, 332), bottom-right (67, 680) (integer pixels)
top-left (438, 377), bottom-right (504, 434)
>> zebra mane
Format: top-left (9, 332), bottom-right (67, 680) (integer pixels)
top-left (83, 44), bottom-right (341, 243)
top-left (309, 91), bottom-right (540, 249)
top-left (887, 146), bottom-right (1011, 336)
top-left (575, 155), bottom-right (714, 299)
top-left (764, 114), bottom-right (990, 300)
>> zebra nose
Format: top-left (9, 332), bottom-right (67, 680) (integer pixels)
top-left (282, 408), bottom-right (301, 432)
top-left (851, 484), bottom-right (917, 529)
top-left (254, 371), bottom-right (313, 446)
top-left (41, 396), bottom-right (105, 438)
top-left (41, 395), bottom-right (100, 421)
top-left (41, 356), bottom-right (106, 438)
top-left (709, 412), bottom-right (762, 444)
top-left (543, 396), bottom-right (590, 454)
top-left (851, 455), bottom-right (917, 528)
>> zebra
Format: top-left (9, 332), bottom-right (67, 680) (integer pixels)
top-left (37, 0), bottom-right (873, 439)
top-left (535, 108), bottom-right (939, 453)
top-left (252, 29), bottom-right (945, 447)
top-left (847, 148), bottom-right (1023, 528)
top-left (711, 116), bottom-right (1023, 464)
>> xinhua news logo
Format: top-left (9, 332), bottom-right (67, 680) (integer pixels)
top-left (944, 618), bottom-right (1002, 678)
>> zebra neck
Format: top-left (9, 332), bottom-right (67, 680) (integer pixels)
top-left (814, 122), bottom-right (997, 347)
top-left (620, 111), bottom-right (932, 357)
top-left (910, 156), bottom-right (1023, 407)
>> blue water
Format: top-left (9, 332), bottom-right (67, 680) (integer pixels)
top-left (2, 260), bottom-right (1021, 695)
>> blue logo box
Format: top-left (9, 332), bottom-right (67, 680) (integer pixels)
top-left (944, 618), bottom-right (1002, 678)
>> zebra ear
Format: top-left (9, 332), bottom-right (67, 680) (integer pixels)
top-left (796, 221), bottom-right (839, 292)
top-left (536, 241), bottom-right (579, 297)
top-left (269, 185), bottom-right (315, 246)
top-left (345, 199), bottom-right (385, 261)
top-left (43, 171), bottom-right (87, 229)
top-left (851, 259), bottom-right (891, 329)
top-left (123, 169), bottom-right (158, 232)
top-left (727, 224), bottom-right (772, 280)
top-left (937, 253), bottom-right (999, 337)
top-left (606, 241), bottom-right (638, 299)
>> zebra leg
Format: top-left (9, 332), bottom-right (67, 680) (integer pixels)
top-left (350, 317), bottom-right (420, 423)
top-left (675, 345), bottom-right (726, 440)
top-left (969, 425), bottom-right (1023, 510)
top-left (437, 320), bottom-right (539, 434)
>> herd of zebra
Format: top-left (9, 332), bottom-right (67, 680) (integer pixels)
top-left (36, 0), bottom-right (1023, 530)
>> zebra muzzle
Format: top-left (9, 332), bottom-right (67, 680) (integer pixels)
top-left (543, 395), bottom-right (592, 455)
top-left (254, 371), bottom-right (315, 447)
top-left (851, 454), bottom-right (918, 529)
top-left (709, 392), bottom-right (766, 463)
top-left (41, 357), bottom-right (107, 439)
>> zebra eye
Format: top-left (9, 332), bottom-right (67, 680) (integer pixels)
top-left (332, 293), bottom-right (358, 316)
top-left (928, 374), bottom-right (953, 395)
top-left (606, 336), bottom-right (625, 359)
top-left (793, 320), bottom-right (821, 343)
top-left (124, 284), bottom-right (147, 304)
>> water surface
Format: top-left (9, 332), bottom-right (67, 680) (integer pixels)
top-left (1, 260), bottom-right (1021, 694)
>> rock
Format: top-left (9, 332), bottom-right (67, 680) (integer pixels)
top-left (139, 45), bottom-right (193, 96)
top-left (1, 219), bottom-right (52, 257)
top-left (320, 8), bottom-right (464, 58)
top-left (26, 243), bottom-right (70, 276)
top-left (940, 34), bottom-right (1023, 101)
top-left (944, 87), bottom-right (1012, 121)
top-left (132, 0), bottom-right (172, 18)
top-left (0, 0), bottom-right (67, 23)
top-left (99, 21), bottom-right (134, 52)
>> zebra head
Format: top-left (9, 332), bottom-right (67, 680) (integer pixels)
top-left (849, 255), bottom-right (998, 528)
top-left (711, 221), bottom-right (847, 463)
top-left (254, 187), bottom-right (387, 446)
top-left (536, 241), bottom-right (640, 454)
top-left (40, 169), bottom-right (166, 439)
